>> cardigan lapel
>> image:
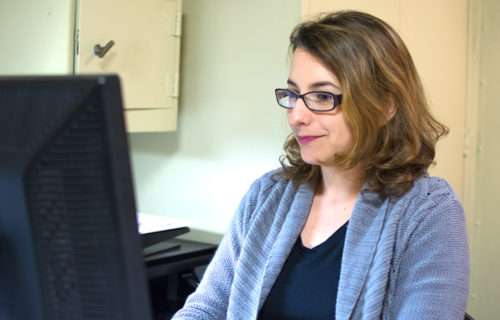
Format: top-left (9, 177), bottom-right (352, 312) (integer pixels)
top-left (336, 189), bottom-right (389, 320)
top-left (257, 182), bottom-right (314, 310)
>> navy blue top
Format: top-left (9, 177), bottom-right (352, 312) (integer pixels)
top-left (259, 222), bottom-right (348, 320)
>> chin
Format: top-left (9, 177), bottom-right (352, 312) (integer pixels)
top-left (300, 151), bottom-right (336, 167)
top-left (300, 153), bottom-right (324, 166)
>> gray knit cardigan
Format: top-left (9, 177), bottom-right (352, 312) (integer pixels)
top-left (172, 170), bottom-right (469, 319)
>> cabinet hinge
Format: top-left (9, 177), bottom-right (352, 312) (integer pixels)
top-left (171, 73), bottom-right (180, 98)
top-left (75, 28), bottom-right (80, 56)
top-left (174, 12), bottom-right (182, 37)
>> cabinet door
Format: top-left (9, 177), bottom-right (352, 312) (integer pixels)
top-left (75, 0), bottom-right (182, 132)
top-left (302, 0), bottom-right (467, 199)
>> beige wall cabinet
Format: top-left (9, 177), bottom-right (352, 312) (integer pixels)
top-left (75, 0), bottom-right (182, 132)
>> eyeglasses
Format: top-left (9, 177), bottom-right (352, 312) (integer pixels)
top-left (274, 88), bottom-right (342, 112)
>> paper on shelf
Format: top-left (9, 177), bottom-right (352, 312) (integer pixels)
top-left (137, 212), bottom-right (189, 234)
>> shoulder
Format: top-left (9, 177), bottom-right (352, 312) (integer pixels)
top-left (235, 168), bottom-right (291, 220)
top-left (408, 175), bottom-right (458, 202)
top-left (395, 175), bottom-right (462, 216)
top-left (244, 168), bottom-right (293, 205)
top-left (390, 175), bottom-right (466, 243)
top-left (235, 168), bottom-right (310, 235)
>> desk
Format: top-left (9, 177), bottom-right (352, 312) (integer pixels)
top-left (145, 238), bottom-right (216, 278)
top-left (144, 238), bottom-right (217, 319)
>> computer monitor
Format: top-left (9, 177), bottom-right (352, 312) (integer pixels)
top-left (0, 75), bottom-right (153, 320)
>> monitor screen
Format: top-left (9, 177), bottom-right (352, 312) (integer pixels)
top-left (0, 75), bottom-right (153, 320)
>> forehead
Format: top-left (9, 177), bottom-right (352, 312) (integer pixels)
top-left (288, 48), bottom-right (340, 88)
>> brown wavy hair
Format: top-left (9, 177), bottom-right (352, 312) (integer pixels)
top-left (279, 10), bottom-right (449, 198)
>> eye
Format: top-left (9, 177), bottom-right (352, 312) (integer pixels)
top-left (317, 93), bottom-right (332, 101)
top-left (310, 92), bottom-right (334, 103)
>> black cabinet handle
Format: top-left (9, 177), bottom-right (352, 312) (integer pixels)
top-left (94, 40), bottom-right (115, 58)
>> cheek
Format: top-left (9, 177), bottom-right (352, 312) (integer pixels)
top-left (339, 121), bottom-right (353, 139)
top-left (324, 118), bottom-right (353, 146)
top-left (340, 126), bottom-right (355, 149)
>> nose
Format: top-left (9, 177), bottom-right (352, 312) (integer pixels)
top-left (287, 97), bottom-right (312, 127)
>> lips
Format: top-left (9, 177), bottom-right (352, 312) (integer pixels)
top-left (297, 135), bottom-right (322, 144)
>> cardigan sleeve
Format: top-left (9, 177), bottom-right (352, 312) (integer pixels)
top-left (171, 179), bottom-right (261, 320)
top-left (389, 190), bottom-right (470, 319)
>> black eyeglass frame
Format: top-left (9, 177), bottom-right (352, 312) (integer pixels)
top-left (274, 88), bottom-right (343, 112)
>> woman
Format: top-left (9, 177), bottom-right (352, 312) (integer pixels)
top-left (172, 10), bottom-right (469, 320)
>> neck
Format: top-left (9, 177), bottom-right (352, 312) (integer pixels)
top-left (317, 164), bottom-right (364, 201)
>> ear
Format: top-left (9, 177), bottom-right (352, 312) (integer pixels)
top-left (386, 96), bottom-right (397, 121)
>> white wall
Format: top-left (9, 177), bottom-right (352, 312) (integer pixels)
top-left (129, 0), bottom-right (301, 235)
top-left (0, 0), bottom-right (74, 74)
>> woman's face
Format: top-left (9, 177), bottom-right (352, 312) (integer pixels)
top-left (287, 48), bottom-right (353, 167)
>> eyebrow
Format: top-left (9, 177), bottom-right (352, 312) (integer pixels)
top-left (287, 79), bottom-right (340, 90)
